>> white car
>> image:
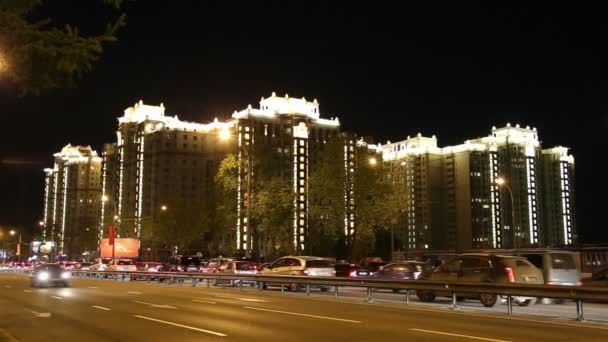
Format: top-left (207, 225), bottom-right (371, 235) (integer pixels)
top-left (106, 259), bottom-right (137, 272)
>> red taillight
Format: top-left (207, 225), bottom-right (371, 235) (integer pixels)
top-left (303, 270), bottom-right (309, 275)
top-left (547, 281), bottom-right (557, 285)
top-left (505, 267), bottom-right (515, 283)
top-left (349, 270), bottom-right (357, 277)
top-left (576, 281), bottom-right (583, 286)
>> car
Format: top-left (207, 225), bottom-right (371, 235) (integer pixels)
top-left (89, 258), bottom-right (112, 272)
top-left (136, 262), bottom-right (163, 272)
top-left (106, 259), bottom-right (137, 272)
top-left (416, 253), bottom-right (544, 307)
top-left (31, 263), bottom-right (70, 287)
top-left (79, 262), bottom-right (93, 270)
top-left (359, 257), bottom-right (388, 274)
top-left (201, 257), bottom-right (235, 273)
top-left (371, 261), bottom-right (432, 292)
top-left (214, 261), bottom-right (259, 286)
top-left (334, 263), bottom-right (371, 278)
top-left (61, 261), bottom-right (81, 271)
top-left (517, 251), bottom-right (582, 286)
top-left (260, 256), bottom-right (335, 292)
top-left (582, 266), bottom-right (608, 287)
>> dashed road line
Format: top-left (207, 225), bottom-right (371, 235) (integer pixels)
top-left (192, 299), bottom-right (217, 304)
top-left (243, 306), bottom-right (360, 323)
top-left (92, 305), bottom-right (111, 311)
top-left (409, 328), bottom-right (511, 342)
top-left (50, 296), bottom-right (63, 300)
top-left (133, 315), bottom-right (227, 337)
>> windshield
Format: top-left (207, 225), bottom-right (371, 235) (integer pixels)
top-left (306, 260), bottom-right (333, 268)
top-left (550, 254), bottom-right (576, 269)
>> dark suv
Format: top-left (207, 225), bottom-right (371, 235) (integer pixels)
top-left (416, 253), bottom-right (544, 307)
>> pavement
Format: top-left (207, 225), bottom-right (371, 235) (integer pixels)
top-left (1, 273), bottom-right (608, 342)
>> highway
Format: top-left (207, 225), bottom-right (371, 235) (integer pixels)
top-left (1, 273), bottom-right (607, 342)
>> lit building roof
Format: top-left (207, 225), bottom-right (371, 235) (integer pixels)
top-left (119, 100), bottom-right (234, 133)
top-left (382, 134), bottom-right (441, 161)
top-left (542, 146), bottom-right (574, 164)
top-left (232, 92), bottom-right (340, 127)
top-left (52, 144), bottom-right (102, 165)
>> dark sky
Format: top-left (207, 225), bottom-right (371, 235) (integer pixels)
top-left (0, 2), bottom-right (602, 242)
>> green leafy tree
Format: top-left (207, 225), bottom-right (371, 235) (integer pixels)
top-left (308, 139), bottom-right (347, 257)
top-left (0, 0), bottom-right (126, 95)
top-left (251, 176), bottom-right (294, 259)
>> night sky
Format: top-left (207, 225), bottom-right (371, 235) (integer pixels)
top-left (0, 2), bottom-right (602, 242)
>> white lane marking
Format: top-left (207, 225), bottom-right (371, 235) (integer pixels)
top-left (128, 291), bottom-right (142, 294)
top-left (243, 306), bottom-right (360, 324)
top-left (192, 300), bottom-right (217, 304)
top-left (133, 315), bottom-right (227, 337)
top-left (3, 286), bottom-right (11, 288)
top-left (133, 300), bottom-right (177, 309)
top-left (215, 295), bottom-right (268, 303)
top-left (92, 305), bottom-right (111, 311)
top-left (50, 296), bottom-right (63, 300)
top-left (88, 286), bottom-right (98, 289)
top-left (24, 308), bottom-right (51, 318)
top-left (410, 328), bottom-right (511, 342)
top-left (23, 290), bottom-right (33, 293)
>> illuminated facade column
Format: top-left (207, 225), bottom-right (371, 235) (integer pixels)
top-left (135, 129), bottom-right (145, 239)
top-left (344, 139), bottom-right (356, 242)
top-left (51, 163), bottom-right (60, 244)
top-left (488, 150), bottom-right (502, 248)
top-left (42, 169), bottom-right (54, 240)
top-left (525, 156), bottom-right (540, 244)
top-left (559, 161), bottom-right (574, 244)
top-left (237, 122), bottom-right (253, 253)
top-left (293, 122), bottom-right (309, 254)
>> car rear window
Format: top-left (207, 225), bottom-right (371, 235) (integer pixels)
top-left (306, 260), bottom-right (333, 268)
top-left (118, 260), bottom-right (134, 265)
top-left (236, 262), bottom-right (255, 271)
top-left (550, 254), bottom-right (576, 269)
top-left (180, 257), bottom-right (201, 266)
top-left (516, 259), bottom-right (533, 267)
top-left (38, 264), bottom-right (61, 271)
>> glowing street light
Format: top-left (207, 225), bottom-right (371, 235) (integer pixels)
top-left (219, 129), bottom-right (231, 141)
top-left (496, 176), bottom-right (517, 249)
top-left (369, 157), bottom-right (377, 166)
top-left (9, 230), bottom-right (16, 236)
top-left (38, 221), bottom-right (44, 227)
top-left (161, 205), bottom-right (167, 211)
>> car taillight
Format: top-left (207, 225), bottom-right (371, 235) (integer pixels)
top-left (547, 281), bottom-right (557, 285)
top-left (303, 270), bottom-right (309, 275)
top-left (332, 270), bottom-right (336, 276)
top-left (177, 266), bottom-right (183, 271)
top-left (349, 270), bottom-right (357, 277)
top-left (505, 267), bottom-right (515, 283)
top-left (576, 281), bottom-right (583, 286)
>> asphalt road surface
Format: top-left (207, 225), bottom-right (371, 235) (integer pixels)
top-left (1, 273), bottom-right (607, 342)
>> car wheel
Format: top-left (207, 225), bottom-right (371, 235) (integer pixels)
top-left (289, 283), bottom-right (300, 292)
top-left (261, 282), bottom-right (267, 290)
top-left (319, 287), bottom-right (329, 292)
top-left (480, 293), bottom-right (497, 307)
top-left (416, 290), bottom-right (435, 302)
top-left (392, 289), bottom-right (400, 293)
top-left (517, 297), bottom-right (537, 307)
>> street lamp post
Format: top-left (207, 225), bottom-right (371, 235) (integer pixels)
top-left (9, 230), bottom-right (22, 262)
top-left (496, 177), bottom-right (517, 249)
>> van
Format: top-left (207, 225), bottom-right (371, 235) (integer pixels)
top-left (517, 251), bottom-right (582, 286)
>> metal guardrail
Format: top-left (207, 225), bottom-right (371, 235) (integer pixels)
top-left (67, 270), bottom-right (608, 322)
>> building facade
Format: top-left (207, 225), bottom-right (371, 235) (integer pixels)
top-left (541, 147), bottom-right (576, 246)
top-left (382, 124), bottom-right (576, 252)
top-left (99, 101), bottom-right (234, 246)
top-left (232, 93), bottom-right (341, 254)
top-left (42, 145), bottom-right (102, 257)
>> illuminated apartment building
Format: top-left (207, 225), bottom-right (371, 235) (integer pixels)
top-left (99, 101), bottom-right (234, 243)
top-left (42, 145), bottom-right (102, 256)
top-left (541, 147), bottom-right (576, 246)
top-left (232, 93), bottom-right (341, 254)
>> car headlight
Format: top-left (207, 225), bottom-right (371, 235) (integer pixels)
top-left (61, 272), bottom-right (71, 279)
top-left (37, 272), bottom-right (49, 281)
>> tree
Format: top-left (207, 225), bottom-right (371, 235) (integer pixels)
top-left (0, 0), bottom-right (125, 95)
top-left (308, 139), bottom-right (347, 257)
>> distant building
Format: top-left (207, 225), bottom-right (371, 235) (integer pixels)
top-left (382, 135), bottom-right (442, 250)
top-left (541, 147), bottom-right (576, 246)
top-left (99, 101), bottom-right (234, 245)
top-left (42, 145), bottom-right (102, 257)
top-left (381, 123), bottom-right (575, 251)
top-left (231, 93), bottom-right (341, 254)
